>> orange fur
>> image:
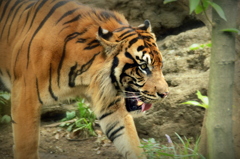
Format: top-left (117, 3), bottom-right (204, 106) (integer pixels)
top-left (0, 0), bottom-right (168, 159)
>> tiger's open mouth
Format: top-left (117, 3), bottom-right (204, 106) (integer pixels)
top-left (125, 95), bottom-right (152, 112)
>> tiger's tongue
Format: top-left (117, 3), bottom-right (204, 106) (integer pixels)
top-left (137, 99), bottom-right (152, 111)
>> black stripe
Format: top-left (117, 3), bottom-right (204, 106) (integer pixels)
top-left (99, 11), bottom-right (114, 20)
top-left (0, 69), bottom-right (3, 75)
top-left (15, 2), bottom-right (35, 36)
top-left (36, 78), bottom-right (43, 104)
top-left (7, 1), bottom-right (26, 42)
top-left (57, 30), bottom-right (87, 87)
top-left (119, 63), bottom-right (138, 86)
top-left (152, 42), bottom-right (156, 47)
top-left (76, 52), bottom-right (100, 74)
top-left (121, 33), bottom-right (136, 40)
top-left (27, 0), bottom-right (48, 33)
top-left (99, 11), bottom-right (122, 24)
top-left (108, 126), bottom-right (124, 142)
top-left (0, 0), bottom-right (21, 39)
top-left (128, 37), bottom-right (139, 48)
top-left (119, 29), bottom-right (134, 38)
top-left (58, 25), bottom-right (70, 34)
top-left (98, 112), bottom-right (113, 120)
top-left (110, 133), bottom-right (123, 142)
top-left (58, 32), bottom-right (80, 87)
top-left (106, 121), bottom-right (118, 138)
top-left (136, 68), bottom-right (142, 77)
top-left (21, 8), bottom-right (31, 33)
top-left (56, 8), bottom-right (78, 24)
top-left (136, 56), bottom-right (145, 63)
top-left (84, 44), bottom-right (100, 50)
top-left (49, 64), bottom-right (58, 101)
top-left (125, 52), bottom-right (136, 62)
top-left (67, 52), bottom-right (100, 87)
top-left (142, 35), bottom-right (153, 40)
top-left (63, 14), bottom-right (81, 25)
top-left (27, 1), bottom-right (69, 68)
top-left (114, 27), bottom-right (131, 32)
top-left (84, 40), bottom-right (100, 50)
top-left (68, 63), bottom-right (78, 87)
top-left (132, 82), bottom-right (145, 88)
top-left (6, 70), bottom-right (11, 79)
top-left (13, 38), bottom-right (27, 79)
top-left (0, 0), bottom-right (11, 23)
top-left (24, 2), bottom-right (35, 10)
top-left (137, 45), bottom-right (145, 52)
top-left (0, 0), bottom-right (3, 10)
top-left (110, 56), bottom-right (119, 89)
top-left (107, 97), bottom-right (121, 108)
top-left (76, 38), bottom-right (86, 43)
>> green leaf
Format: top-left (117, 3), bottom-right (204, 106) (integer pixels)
top-left (0, 93), bottom-right (10, 100)
top-left (175, 132), bottom-right (186, 146)
top-left (189, 43), bottom-right (201, 50)
top-left (194, 5), bottom-right (204, 14)
top-left (59, 122), bottom-right (66, 127)
top-left (207, 1), bottom-right (227, 21)
top-left (163, 0), bottom-right (177, 4)
top-left (67, 124), bottom-right (74, 132)
top-left (1, 115), bottom-right (11, 123)
top-left (61, 111), bottom-right (76, 121)
top-left (205, 43), bottom-right (212, 47)
top-left (221, 28), bottom-right (240, 35)
top-left (194, 0), bottom-right (209, 14)
top-left (196, 91), bottom-right (209, 106)
top-left (189, 0), bottom-right (200, 14)
top-left (189, 43), bottom-right (211, 50)
top-left (66, 111), bottom-right (76, 119)
top-left (181, 101), bottom-right (202, 106)
top-left (156, 151), bottom-right (175, 157)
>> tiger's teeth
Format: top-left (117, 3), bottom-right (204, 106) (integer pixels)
top-left (137, 100), bottom-right (144, 106)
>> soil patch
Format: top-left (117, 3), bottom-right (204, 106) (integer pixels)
top-left (0, 123), bottom-right (123, 159)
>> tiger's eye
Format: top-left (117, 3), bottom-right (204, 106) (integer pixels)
top-left (140, 63), bottom-right (147, 69)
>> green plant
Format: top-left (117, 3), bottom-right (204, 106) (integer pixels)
top-left (181, 91), bottom-right (209, 109)
top-left (221, 28), bottom-right (240, 35)
top-left (0, 91), bottom-right (11, 124)
top-left (140, 138), bottom-right (174, 158)
top-left (0, 91), bottom-right (10, 105)
top-left (189, 43), bottom-right (211, 50)
top-left (164, 0), bottom-right (226, 21)
top-left (140, 133), bottom-right (205, 159)
top-left (59, 98), bottom-right (96, 137)
top-left (164, 0), bottom-right (240, 35)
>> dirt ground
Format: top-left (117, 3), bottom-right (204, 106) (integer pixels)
top-left (0, 122), bottom-right (123, 159)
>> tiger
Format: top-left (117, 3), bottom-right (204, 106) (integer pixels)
top-left (0, 0), bottom-right (169, 158)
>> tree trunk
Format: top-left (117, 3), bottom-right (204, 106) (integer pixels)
top-left (199, 0), bottom-right (238, 158)
top-left (233, 3), bottom-right (240, 157)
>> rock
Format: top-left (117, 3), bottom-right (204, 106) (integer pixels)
top-left (79, 0), bottom-right (204, 39)
top-left (135, 27), bottom-right (210, 141)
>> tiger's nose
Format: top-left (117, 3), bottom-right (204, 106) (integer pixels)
top-left (157, 92), bottom-right (169, 98)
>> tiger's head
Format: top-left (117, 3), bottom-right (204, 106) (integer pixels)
top-left (97, 20), bottom-right (169, 115)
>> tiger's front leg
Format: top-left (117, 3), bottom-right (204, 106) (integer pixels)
top-left (11, 82), bottom-right (41, 159)
top-left (97, 98), bottom-right (146, 159)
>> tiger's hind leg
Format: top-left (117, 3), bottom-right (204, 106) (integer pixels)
top-left (97, 99), bottom-right (146, 159)
top-left (11, 80), bottom-right (41, 159)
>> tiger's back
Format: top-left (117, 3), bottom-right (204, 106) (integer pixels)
top-left (0, 0), bottom-right (169, 159)
top-left (0, 0), bottom-right (128, 101)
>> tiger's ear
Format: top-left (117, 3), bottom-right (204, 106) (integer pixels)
top-left (138, 20), bottom-right (152, 32)
top-left (97, 27), bottom-right (123, 57)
